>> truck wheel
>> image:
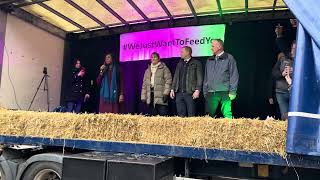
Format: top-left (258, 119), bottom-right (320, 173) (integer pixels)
top-left (22, 162), bottom-right (62, 180)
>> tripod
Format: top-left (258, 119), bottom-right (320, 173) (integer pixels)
top-left (28, 67), bottom-right (50, 111)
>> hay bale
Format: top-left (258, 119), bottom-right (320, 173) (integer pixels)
top-left (0, 109), bottom-right (287, 156)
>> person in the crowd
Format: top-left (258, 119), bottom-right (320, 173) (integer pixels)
top-left (266, 74), bottom-right (278, 118)
top-left (170, 46), bottom-right (203, 117)
top-left (203, 39), bottom-right (239, 118)
top-left (270, 19), bottom-right (297, 118)
top-left (66, 59), bottom-right (90, 113)
top-left (272, 41), bottom-right (296, 119)
top-left (267, 53), bottom-right (286, 119)
top-left (274, 19), bottom-right (297, 58)
top-left (82, 80), bottom-right (98, 113)
top-left (97, 53), bottom-right (124, 113)
top-left (141, 52), bottom-right (172, 116)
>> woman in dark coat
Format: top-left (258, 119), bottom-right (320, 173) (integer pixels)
top-left (97, 53), bottom-right (124, 113)
top-left (66, 59), bottom-right (90, 113)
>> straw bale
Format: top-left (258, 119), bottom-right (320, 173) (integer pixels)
top-left (0, 109), bottom-right (287, 156)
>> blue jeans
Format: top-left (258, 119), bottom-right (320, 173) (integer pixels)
top-left (66, 101), bottom-right (82, 113)
top-left (276, 92), bottom-right (290, 117)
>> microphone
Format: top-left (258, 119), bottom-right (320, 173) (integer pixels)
top-left (100, 63), bottom-right (109, 75)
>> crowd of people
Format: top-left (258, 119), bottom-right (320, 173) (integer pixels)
top-left (66, 39), bottom-right (240, 118)
top-left (65, 19), bottom-right (297, 120)
top-left (270, 19), bottom-right (297, 119)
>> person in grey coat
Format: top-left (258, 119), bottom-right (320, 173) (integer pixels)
top-left (272, 41), bottom-right (295, 118)
top-left (203, 39), bottom-right (239, 118)
top-left (141, 52), bottom-right (172, 116)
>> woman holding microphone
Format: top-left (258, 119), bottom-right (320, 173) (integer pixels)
top-left (97, 53), bottom-right (124, 113)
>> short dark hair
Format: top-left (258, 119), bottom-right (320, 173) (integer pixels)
top-left (151, 52), bottom-right (160, 59)
top-left (214, 39), bottom-right (224, 48)
top-left (182, 46), bottom-right (192, 55)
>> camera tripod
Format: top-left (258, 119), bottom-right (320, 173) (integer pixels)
top-left (28, 67), bottom-right (50, 112)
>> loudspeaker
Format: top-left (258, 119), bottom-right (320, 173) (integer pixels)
top-left (107, 154), bottom-right (174, 180)
top-left (62, 152), bottom-right (115, 180)
top-left (62, 152), bottom-right (174, 180)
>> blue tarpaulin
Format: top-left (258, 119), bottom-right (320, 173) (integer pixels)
top-left (284, 0), bottom-right (320, 156)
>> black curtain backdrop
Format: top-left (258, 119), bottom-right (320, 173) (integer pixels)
top-left (62, 20), bottom-right (292, 119)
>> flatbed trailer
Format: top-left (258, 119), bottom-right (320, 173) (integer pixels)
top-left (0, 0), bottom-right (319, 179)
top-left (1, 135), bottom-right (320, 180)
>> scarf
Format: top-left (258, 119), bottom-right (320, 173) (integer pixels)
top-left (150, 62), bottom-right (161, 87)
top-left (100, 64), bottom-right (118, 103)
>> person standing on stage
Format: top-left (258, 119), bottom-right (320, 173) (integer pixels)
top-left (203, 39), bottom-right (239, 118)
top-left (66, 59), bottom-right (90, 113)
top-left (170, 46), bottom-right (203, 117)
top-left (141, 52), bottom-right (172, 116)
top-left (272, 41), bottom-right (296, 119)
top-left (97, 53), bottom-right (124, 113)
top-left (274, 19), bottom-right (297, 59)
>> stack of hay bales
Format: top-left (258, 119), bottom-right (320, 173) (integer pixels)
top-left (0, 108), bottom-right (287, 156)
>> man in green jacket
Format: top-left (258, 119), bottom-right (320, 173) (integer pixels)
top-left (170, 46), bottom-right (203, 117)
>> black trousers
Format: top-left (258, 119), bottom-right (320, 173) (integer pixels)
top-left (149, 90), bottom-right (168, 116)
top-left (149, 104), bottom-right (169, 116)
top-left (175, 92), bottom-right (196, 117)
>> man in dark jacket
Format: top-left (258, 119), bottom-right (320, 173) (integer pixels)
top-left (170, 46), bottom-right (203, 117)
top-left (203, 39), bottom-right (239, 118)
top-left (66, 59), bottom-right (90, 113)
